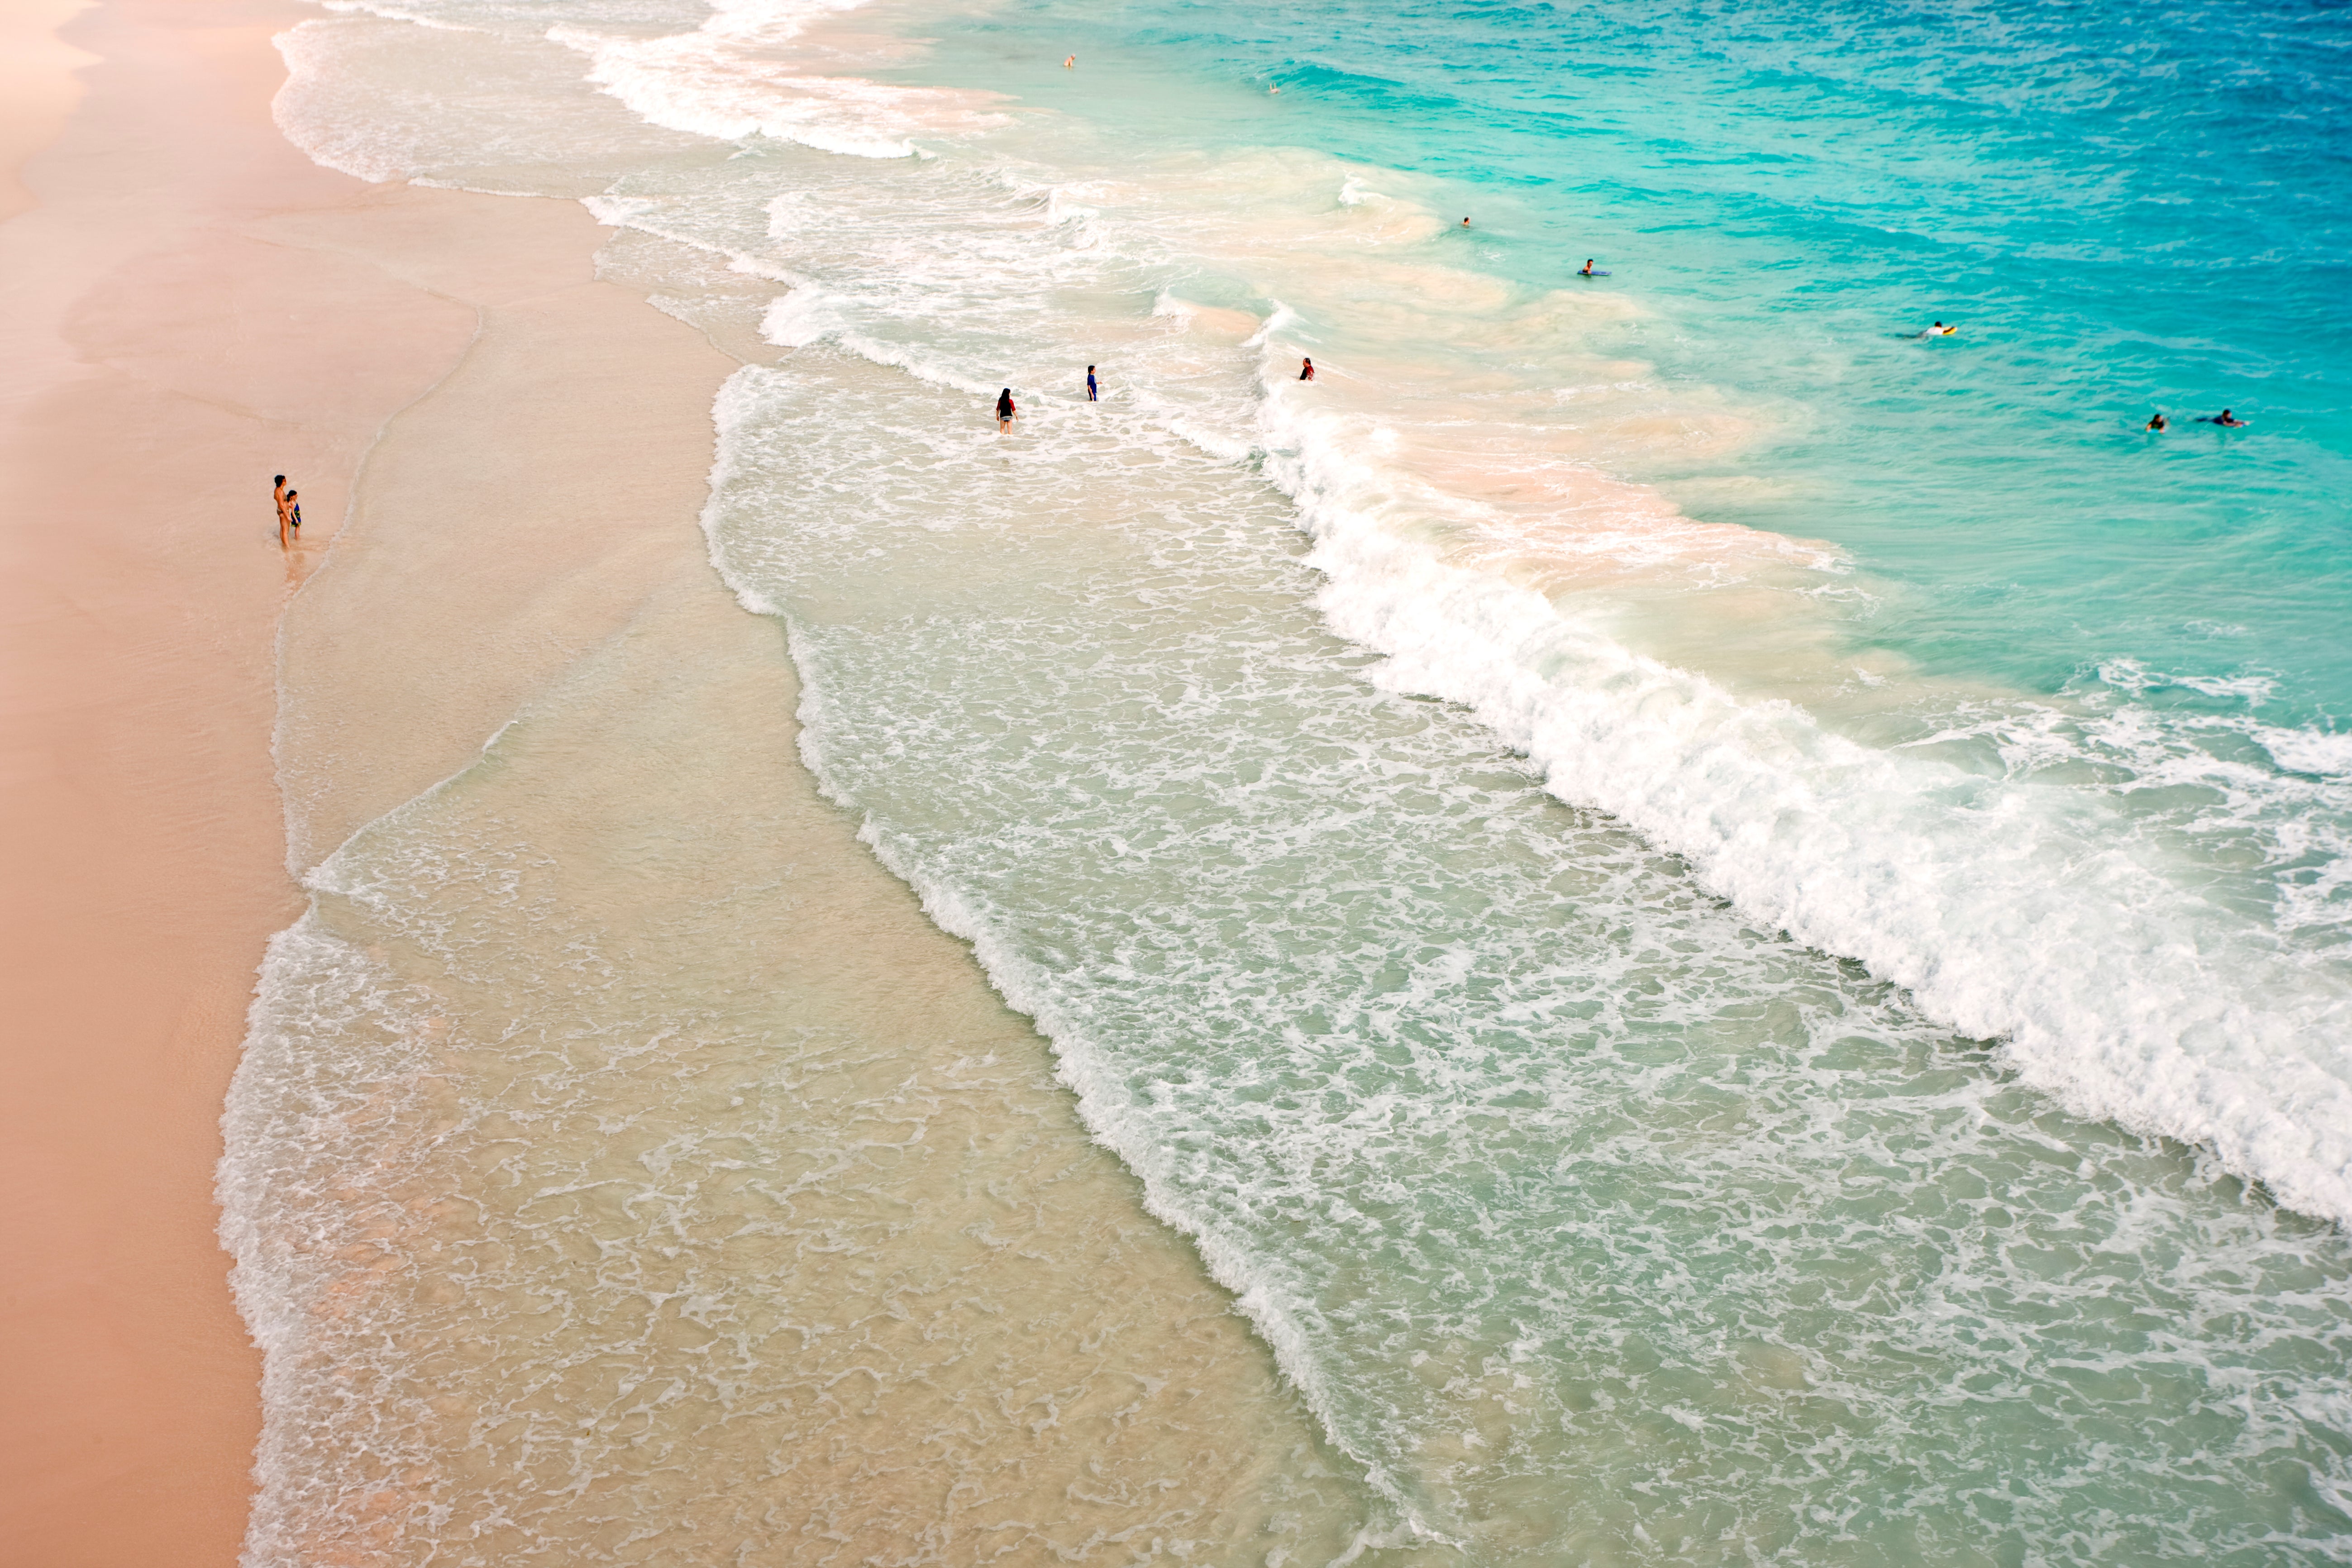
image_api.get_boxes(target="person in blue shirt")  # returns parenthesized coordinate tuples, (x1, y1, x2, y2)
(1086, 365, 1098, 402)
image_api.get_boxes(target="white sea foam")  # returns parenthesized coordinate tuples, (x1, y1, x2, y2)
(549, 0, 1007, 161)
(649, 63, 2352, 1224)
(690, 348, 2352, 1554)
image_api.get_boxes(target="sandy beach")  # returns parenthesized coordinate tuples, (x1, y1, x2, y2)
(4, 3, 1350, 1561)
(0, 0, 737, 1556)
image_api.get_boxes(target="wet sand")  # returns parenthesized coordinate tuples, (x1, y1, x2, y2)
(0, 0, 724, 1557)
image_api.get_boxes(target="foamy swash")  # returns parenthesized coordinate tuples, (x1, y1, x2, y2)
(237, 0, 2352, 1559)
(517, 0, 2352, 1222)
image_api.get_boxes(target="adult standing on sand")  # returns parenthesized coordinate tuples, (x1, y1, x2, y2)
(274, 474, 291, 547)
(996, 387, 1016, 431)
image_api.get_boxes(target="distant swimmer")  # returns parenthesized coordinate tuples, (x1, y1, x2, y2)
(2199, 408, 2248, 427)
(996, 388, 1016, 431)
(1269, 83, 1281, 94)
(1086, 364, 1099, 402)
(1063, 55, 1075, 68)
(1461, 216, 1471, 228)
(1920, 321, 1956, 337)
(2146, 412, 2167, 432)
(1578, 258, 1614, 277)
(1298, 356, 1315, 381)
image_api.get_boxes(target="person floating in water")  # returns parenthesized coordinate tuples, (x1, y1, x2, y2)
(996, 388, 1016, 430)
(1298, 356, 1315, 381)
(1580, 258, 1597, 276)
(1460, 217, 1471, 228)
(2146, 412, 2167, 432)
(1921, 320, 1956, 337)
(2201, 408, 2248, 427)
(1086, 365, 1098, 402)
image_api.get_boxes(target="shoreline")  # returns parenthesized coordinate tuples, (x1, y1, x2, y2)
(0, 1, 733, 1556)
(2, 1, 1357, 1559)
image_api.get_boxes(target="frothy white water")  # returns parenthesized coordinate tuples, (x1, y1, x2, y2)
(1256, 371, 2352, 1222)
(687, 345, 2352, 1557)
(553, 0, 1007, 161)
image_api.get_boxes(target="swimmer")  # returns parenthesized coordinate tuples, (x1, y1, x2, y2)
(1579, 259, 1596, 276)
(996, 387, 1016, 431)
(2201, 408, 2248, 427)
(1063, 55, 1075, 68)
(1269, 83, 1280, 94)
(1461, 217, 1471, 228)
(1920, 321, 1956, 337)
(1298, 356, 1315, 382)
(2146, 412, 2167, 432)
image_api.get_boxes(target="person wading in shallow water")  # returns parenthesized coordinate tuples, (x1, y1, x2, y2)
(996, 387, 1017, 431)
(274, 474, 291, 548)
(1086, 365, 1098, 402)
(283, 489, 301, 539)
(1298, 356, 1314, 381)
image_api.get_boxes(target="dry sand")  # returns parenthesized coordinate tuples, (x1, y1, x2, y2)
(0, 1, 729, 1558)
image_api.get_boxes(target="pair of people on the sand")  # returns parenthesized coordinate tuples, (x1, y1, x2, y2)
(273, 475, 301, 547)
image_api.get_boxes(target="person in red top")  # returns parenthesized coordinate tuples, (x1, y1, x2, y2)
(1298, 357, 1314, 381)
(996, 387, 1016, 431)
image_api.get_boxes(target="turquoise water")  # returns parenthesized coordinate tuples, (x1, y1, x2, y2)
(252, 0, 2352, 1559)
(910, 0, 2352, 709)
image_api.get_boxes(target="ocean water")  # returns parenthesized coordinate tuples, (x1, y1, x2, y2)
(231, 0, 2352, 1561)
